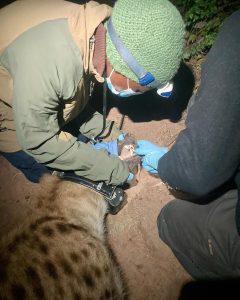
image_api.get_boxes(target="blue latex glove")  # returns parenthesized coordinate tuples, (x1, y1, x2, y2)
(135, 140, 168, 156)
(141, 150, 168, 173)
(91, 140, 118, 155)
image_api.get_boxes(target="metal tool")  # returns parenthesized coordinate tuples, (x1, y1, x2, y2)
(52, 171, 126, 214)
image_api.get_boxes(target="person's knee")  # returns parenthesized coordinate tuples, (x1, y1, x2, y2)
(157, 200, 178, 246)
(157, 207, 167, 243)
(157, 199, 193, 246)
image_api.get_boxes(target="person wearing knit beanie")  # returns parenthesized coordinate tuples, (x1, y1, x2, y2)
(0, 0, 185, 192)
(106, 0, 185, 93)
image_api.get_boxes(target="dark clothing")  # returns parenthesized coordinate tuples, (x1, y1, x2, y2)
(157, 10, 240, 279)
(158, 190, 240, 279)
(0, 151, 49, 183)
(158, 10, 240, 196)
(0, 124, 100, 183)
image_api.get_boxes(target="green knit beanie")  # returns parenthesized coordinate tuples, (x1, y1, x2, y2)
(106, 0, 185, 84)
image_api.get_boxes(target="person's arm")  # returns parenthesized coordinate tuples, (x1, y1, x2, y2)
(78, 105, 122, 141)
(158, 11, 240, 196)
(5, 19, 129, 185)
(13, 77, 129, 185)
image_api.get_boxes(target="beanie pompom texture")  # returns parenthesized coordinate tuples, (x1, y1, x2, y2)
(106, 0, 185, 84)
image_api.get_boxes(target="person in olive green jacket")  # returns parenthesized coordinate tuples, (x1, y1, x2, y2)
(0, 0, 185, 185)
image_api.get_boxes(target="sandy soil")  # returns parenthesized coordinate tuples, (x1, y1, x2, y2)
(0, 63, 197, 299)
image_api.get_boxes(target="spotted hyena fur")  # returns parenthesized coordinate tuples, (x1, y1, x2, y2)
(0, 174, 126, 300)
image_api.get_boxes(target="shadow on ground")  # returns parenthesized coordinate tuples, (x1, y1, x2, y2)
(91, 62, 195, 123)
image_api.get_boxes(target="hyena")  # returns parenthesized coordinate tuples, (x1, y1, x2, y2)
(0, 174, 126, 300)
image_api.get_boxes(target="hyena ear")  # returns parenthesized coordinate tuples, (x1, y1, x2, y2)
(117, 133, 137, 157)
(118, 133, 142, 186)
(39, 173, 61, 188)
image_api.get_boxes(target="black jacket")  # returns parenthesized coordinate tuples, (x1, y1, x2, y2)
(158, 11, 240, 230)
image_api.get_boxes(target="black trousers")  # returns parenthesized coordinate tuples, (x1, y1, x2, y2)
(158, 190, 240, 279)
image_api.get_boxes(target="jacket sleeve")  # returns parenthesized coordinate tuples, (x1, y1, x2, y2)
(78, 105, 122, 141)
(12, 70, 129, 185)
(158, 11, 240, 197)
(5, 19, 129, 185)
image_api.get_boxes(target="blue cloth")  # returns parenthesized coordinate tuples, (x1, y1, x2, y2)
(0, 150, 49, 183)
(91, 140, 118, 156)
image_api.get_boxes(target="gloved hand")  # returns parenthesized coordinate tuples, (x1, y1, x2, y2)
(135, 140, 168, 156)
(135, 140, 168, 174)
(118, 133, 126, 141)
(90, 133, 135, 157)
(91, 140, 118, 156)
(127, 172, 134, 182)
(125, 172, 138, 188)
(141, 151, 167, 173)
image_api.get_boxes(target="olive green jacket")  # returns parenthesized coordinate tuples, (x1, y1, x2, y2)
(0, 0, 129, 185)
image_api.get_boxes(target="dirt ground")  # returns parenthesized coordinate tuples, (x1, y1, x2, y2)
(0, 63, 197, 299)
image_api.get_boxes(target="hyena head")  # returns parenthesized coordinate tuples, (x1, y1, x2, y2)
(0, 174, 127, 300)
